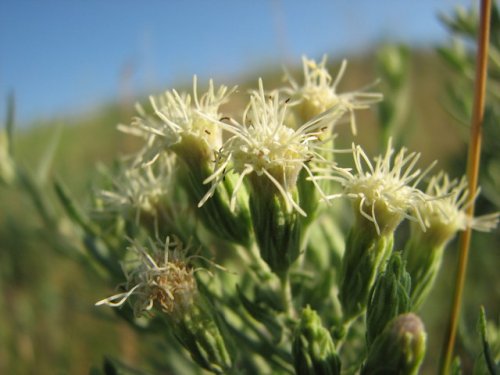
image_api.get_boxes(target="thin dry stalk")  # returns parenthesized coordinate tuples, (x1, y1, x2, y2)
(440, 0, 492, 373)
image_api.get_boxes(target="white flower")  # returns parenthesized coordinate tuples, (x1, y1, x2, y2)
(318, 140, 434, 235)
(199, 79, 345, 216)
(98, 153, 175, 222)
(417, 172, 499, 243)
(282, 55, 382, 134)
(96, 237, 197, 318)
(119, 76, 235, 164)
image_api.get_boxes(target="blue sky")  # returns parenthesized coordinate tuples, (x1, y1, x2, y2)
(1, 0, 470, 126)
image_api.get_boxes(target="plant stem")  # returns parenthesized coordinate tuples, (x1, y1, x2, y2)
(280, 272, 295, 319)
(440, 0, 491, 373)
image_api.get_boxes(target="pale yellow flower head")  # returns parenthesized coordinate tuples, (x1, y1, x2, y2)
(283, 55, 382, 134)
(119, 76, 235, 164)
(416, 172, 499, 245)
(323, 140, 433, 235)
(199, 79, 345, 216)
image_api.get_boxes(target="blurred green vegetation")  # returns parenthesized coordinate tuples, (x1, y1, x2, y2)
(0, 45, 498, 374)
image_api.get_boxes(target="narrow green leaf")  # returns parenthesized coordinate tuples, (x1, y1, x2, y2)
(36, 123, 62, 185)
(236, 286, 283, 340)
(479, 307, 498, 375)
(54, 178, 100, 236)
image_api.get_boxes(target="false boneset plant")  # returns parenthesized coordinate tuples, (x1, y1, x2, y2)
(62, 56, 498, 374)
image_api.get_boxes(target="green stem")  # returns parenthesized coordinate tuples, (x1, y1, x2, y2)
(334, 319, 353, 352)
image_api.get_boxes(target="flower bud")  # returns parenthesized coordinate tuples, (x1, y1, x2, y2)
(292, 306, 341, 375)
(297, 168, 320, 221)
(248, 175, 302, 276)
(179, 153, 252, 246)
(174, 303, 233, 374)
(339, 218, 394, 321)
(366, 252, 411, 347)
(362, 313, 426, 375)
(403, 229, 446, 310)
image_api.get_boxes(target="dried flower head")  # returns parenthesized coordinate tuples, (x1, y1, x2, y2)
(283, 55, 382, 134)
(119, 76, 235, 164)
(199, 79, 345, 216)
(416, 172, 499, 244)
(321, 140, 433, 235)
(96, 237, 197, 318)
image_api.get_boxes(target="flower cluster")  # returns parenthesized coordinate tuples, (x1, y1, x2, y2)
(115, 57, 383, 219)
(89, 53, 499, 375)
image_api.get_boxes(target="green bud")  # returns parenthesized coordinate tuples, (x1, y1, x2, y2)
(292, 306, 341, 375)
(339, 216, 394, 321)
(248, 175, 303, 276)
(297, 167, 320, 223)
(296, 135, 337, 222)
(176, 137, 251, 246)
(366, 252, 412, 347)
(173, 303, 233, 374)
(362, 313, 426, 375)
(403, 224, 447, 309)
